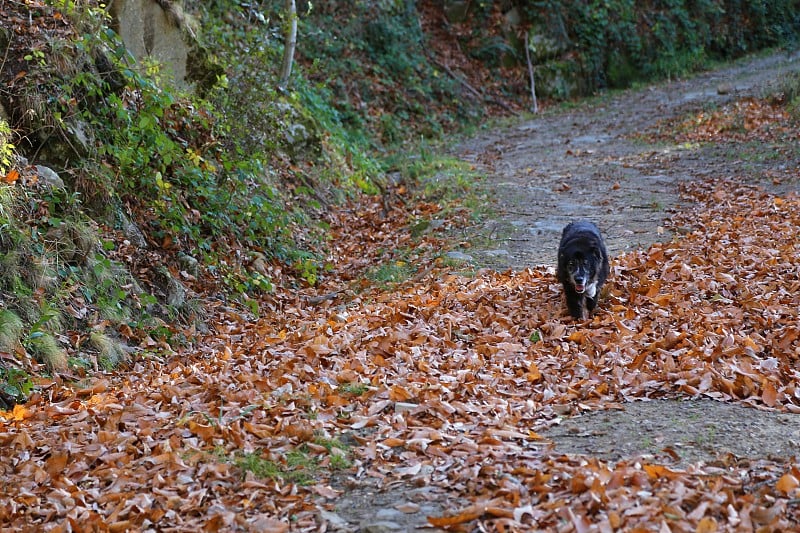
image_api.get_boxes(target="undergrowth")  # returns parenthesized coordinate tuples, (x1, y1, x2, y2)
(1, 0, 798, 405)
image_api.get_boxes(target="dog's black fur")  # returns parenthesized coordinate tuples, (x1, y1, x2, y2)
(557, 221, 610, 320)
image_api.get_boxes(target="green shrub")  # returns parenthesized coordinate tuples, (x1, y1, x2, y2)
(516, 0, 800, 93)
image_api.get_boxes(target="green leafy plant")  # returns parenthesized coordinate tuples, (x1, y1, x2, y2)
(0, 119, 14, 174)
(0, 367, 34, 405)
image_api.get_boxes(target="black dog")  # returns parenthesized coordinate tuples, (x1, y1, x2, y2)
(556, 221, 610, 320)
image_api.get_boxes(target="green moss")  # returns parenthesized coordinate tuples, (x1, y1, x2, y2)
(0, 309, 23, 352)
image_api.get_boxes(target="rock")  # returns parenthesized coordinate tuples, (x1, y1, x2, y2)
(504, 7, 522, 27)
(445, 251, 474, 262)
(527, 24, 568, 64)
(444, 2, 469, 23)
(178, 252, 199, 277)
(428, 219, 445, 231)
(118, 210, 148, 248)
(484, 249, 510, 257)
(109, 0, 188, 83)
(34, 165, 65, 188)
(377, 508, 407, 519)
(156, 265, 187, 307)
(65, 119, 92, 157)
(318, 510, 351, 531)
(165, 275, 186, 308)
(108, 0, 215, 91)
(0, 100, 9, 123)
(394, 402, 418, 413)
(285, 123, 309, 146)
(274, 101, 323, 162)
(359, 521, 404, 533)
(535, 59, 584, 99)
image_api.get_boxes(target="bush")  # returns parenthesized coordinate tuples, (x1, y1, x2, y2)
(519, 0, 800, 93)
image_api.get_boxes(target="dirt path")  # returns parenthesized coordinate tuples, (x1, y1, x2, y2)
(457, 50, 800, 268)
(326, 52, 800, 531)
(447, 48, 800, 487)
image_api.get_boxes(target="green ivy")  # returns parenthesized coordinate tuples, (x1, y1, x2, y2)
(521, 0, 800, 93)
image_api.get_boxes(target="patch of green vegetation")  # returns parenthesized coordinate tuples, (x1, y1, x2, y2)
(776, 71, 800, 121)
(0, 119, 14, 174)
(235, 452, 313, 484)
(314, 436, 350, 453)
(0, 175, 141, 396)
(0, 367, 34, 406)
(365, 259, 414, 287)
(401, 151, 488, 215)
(233, 446, 315, 485)
(0, 309, 24, 353)
(338, 382, 369, 396)
(89, 331, 129, 370)
(26, 331, 67, 372)
(281, 1, 479, 151)
(224, 434, 352, 484)
(728, 142, 786, 163)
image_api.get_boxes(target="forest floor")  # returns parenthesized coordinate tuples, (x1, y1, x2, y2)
(3, 52, 800, 531)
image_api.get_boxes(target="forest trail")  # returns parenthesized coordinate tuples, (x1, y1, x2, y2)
(2, 51, 800, 531)
(459, 50, 800, 267)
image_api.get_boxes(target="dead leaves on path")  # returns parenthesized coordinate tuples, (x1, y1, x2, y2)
(652, 96, 799, 144)
(3, 178, 800, 530)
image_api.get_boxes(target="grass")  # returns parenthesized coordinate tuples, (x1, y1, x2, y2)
(233, 439, 351, 485)
(235, 451, 317, 485)
(365, 260, 415, 287)
(338, 382, 369, 396)
(89, 331, 130, 370)
(26, 332, 67, 372)
(0, 309, 23, 352)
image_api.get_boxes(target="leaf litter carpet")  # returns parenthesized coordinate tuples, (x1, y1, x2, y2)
(2, 175, 800, 532)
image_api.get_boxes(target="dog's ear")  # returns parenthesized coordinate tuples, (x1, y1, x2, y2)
(593, 247, 603, 261)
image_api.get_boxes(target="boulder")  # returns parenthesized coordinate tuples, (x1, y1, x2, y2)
(108, 0, 220, 91)
(35, 165, 65, 189)
(108, 0, 191, 87)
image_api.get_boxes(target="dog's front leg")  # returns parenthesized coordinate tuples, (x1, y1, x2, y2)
(585, 294, 598, 314)
(565, 291, 586, 320)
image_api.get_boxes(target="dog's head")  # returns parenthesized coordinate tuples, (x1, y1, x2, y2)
(561, 247, 603, 294)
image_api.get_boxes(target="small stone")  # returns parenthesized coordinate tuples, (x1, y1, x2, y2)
(375, 508, 404, 520)
(445, 251, 473, 262)
(35, 165, 65, 188)
(318, 510, 351, 530)
(394, 402, 418, 413)
(484, 249, 510, 257)
(178, 253, 200, 277)
(359, 521, 404, 533)
(394, 502, 421, 514)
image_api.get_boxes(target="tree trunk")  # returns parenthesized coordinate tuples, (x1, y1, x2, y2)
(278, 0, 297, 90)
(524, 31, 538, 113)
